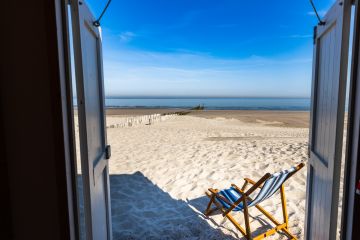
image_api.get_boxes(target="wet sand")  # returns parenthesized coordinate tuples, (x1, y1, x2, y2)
(106, 109, 310, 128)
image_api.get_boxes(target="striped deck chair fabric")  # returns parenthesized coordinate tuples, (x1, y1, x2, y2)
(205, 163, 304, 239)
(216, 167, 296, 210)
(216, 187, 245, 211)
(249, 166, 296, 207)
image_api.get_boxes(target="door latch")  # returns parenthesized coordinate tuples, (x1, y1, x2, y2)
(105, 145, 111, 159)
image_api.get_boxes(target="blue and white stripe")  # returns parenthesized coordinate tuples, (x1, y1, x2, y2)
(215, 166, 296, 211)
(249, 167, 295, 207)
(216, 187, 245, 211)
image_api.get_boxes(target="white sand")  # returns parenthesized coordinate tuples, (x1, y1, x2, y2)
(107, 115, 308, 239)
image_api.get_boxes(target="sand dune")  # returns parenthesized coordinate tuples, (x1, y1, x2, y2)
(108, 114, 308, 239)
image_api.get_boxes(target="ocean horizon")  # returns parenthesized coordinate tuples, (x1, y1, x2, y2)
(103, 97, 311, 111)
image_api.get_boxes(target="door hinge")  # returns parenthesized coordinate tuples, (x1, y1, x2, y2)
(105, 145, 111, 159)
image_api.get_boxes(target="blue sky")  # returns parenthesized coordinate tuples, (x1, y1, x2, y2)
(86, 0, 334, 98)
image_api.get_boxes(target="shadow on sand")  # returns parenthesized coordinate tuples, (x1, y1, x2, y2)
(110, 172, 290, 239)
(110, 171, 238, 239)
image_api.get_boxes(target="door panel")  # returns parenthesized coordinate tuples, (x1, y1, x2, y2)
(71, 1, 112, 239)
(93, 174, 109, 239)
(83, 23, 105, 164)
(305, 1, 351, 239)
(313, 23, 338, 166)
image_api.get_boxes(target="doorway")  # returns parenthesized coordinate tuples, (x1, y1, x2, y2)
(65, 0, 357, 239)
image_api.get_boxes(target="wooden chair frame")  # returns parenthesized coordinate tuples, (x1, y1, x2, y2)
(204, 163, 304, 240)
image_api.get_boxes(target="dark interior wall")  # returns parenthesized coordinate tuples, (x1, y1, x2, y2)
(0, 0, 72, 239)
(0, 97, 12, 239)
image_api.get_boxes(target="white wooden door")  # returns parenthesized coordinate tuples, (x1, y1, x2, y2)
(70, 1, 112, 239)
(305, 0, 351, 239)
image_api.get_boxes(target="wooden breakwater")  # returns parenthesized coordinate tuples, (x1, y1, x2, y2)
(106, 111, 190, 128)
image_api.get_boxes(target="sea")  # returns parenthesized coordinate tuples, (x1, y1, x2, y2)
(104, 97, 311, 111)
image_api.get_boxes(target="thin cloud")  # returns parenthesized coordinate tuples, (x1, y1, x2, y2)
(287, 34, 312, 39)
(104, 48, 311, 71)
(119, 31, 136, 42)
(102, 48, 312, 98)
(307, 10, 327, 18)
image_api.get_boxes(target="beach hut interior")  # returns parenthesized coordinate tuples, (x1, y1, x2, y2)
(2, 0, 360, 239)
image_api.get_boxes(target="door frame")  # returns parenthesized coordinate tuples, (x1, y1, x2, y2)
(55, 0, 81, 239)
(342, 0, 360, 238)
(59, 0, 84, 239)
(55, 0, 360, 239)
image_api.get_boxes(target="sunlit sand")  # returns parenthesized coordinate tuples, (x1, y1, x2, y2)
(107, 110, 308, 239)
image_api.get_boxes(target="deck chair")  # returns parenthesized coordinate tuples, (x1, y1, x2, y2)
(204, 163, 304, 240)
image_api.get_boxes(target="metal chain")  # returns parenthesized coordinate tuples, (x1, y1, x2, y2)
(93, 0, 113, 27)
(309, 0, 326, 25)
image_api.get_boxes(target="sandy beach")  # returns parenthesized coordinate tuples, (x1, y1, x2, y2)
(106, 110, 309, 239)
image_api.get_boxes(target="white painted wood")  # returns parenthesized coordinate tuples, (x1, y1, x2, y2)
(70, 1, 112, 239)
(305, 0, 351, 239)
(343, 1, 360, 238)
(55, 1, 78, 239)
(106, 113, 178, 128)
